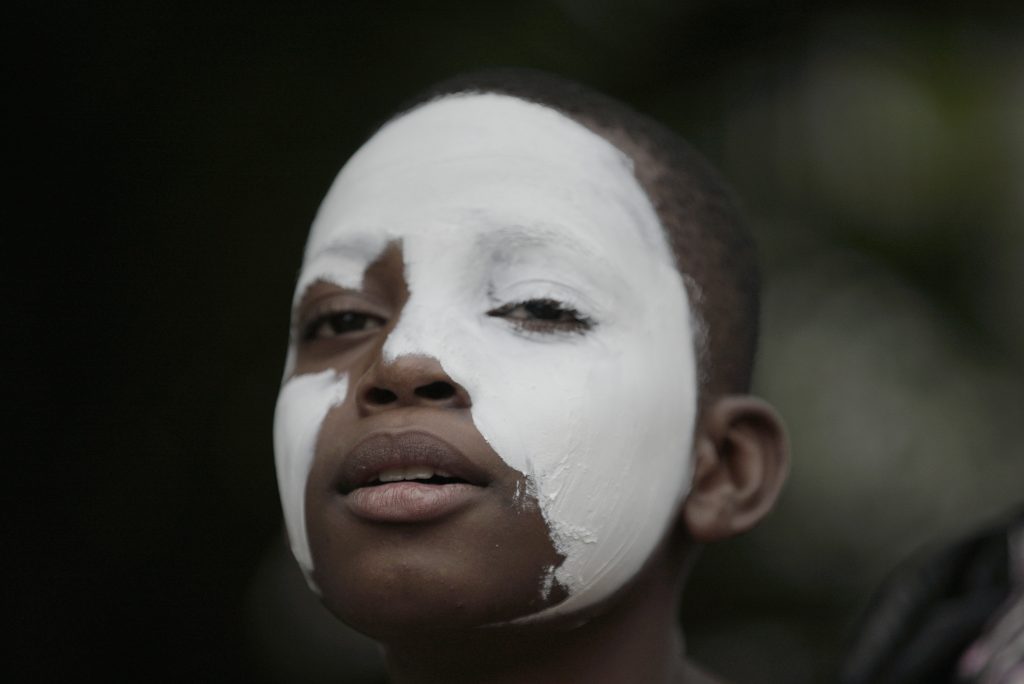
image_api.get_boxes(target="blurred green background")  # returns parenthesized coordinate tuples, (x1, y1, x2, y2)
(17, 2, 1023, 682)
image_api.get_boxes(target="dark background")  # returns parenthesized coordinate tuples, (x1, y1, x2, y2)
(15, 2, 1024, 682)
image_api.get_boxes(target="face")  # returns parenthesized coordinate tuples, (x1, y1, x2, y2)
(273, 94, 700, 631)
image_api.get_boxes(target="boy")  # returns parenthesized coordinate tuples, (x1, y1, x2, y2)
(274, 68, 788, 683)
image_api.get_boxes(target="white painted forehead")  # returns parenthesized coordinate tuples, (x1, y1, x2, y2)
(350, 93, 624, 175)
(304, 92, 674, 266)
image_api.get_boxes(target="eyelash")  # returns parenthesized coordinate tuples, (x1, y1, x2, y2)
(299, 298, 592, 341)
(486, 298, 593, 333)
(301, 310, 386, 341)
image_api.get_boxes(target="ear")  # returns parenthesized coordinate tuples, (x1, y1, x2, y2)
(683, 395, 789, 542)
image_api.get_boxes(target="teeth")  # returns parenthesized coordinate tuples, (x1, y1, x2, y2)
(405, 467, 434, 481)
(376, 466, 437, 483)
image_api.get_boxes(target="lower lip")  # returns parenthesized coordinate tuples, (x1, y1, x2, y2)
(345, 482, 481, 523)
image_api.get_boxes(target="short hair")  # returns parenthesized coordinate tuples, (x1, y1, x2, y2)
(390, 68, 760, 402)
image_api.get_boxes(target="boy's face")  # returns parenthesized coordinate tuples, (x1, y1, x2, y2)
(274, 94, 700, 628)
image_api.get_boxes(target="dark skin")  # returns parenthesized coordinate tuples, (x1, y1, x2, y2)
(292, 243, 789, 683)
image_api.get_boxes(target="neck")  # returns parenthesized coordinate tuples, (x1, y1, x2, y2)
(381, 551, 707, 684)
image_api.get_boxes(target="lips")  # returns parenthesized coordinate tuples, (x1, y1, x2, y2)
(336, 431, 490, 523)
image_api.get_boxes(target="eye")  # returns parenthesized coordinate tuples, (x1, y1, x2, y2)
(302, 310, 386, 341)
(486, 298, 592, 333)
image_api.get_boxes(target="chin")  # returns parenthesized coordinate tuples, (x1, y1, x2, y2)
(312, 551, 567, 639)
(305, 503, 569, 638)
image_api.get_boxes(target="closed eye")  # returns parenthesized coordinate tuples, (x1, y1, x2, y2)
(302, 310, 386, 341)
(486, 298, 593, 333)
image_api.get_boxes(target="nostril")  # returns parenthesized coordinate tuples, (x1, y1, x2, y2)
(414, 381, 456, 401)
(365, 387, 398, 405)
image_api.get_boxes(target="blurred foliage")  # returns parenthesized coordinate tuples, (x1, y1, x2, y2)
(18, 1, 1023, 682)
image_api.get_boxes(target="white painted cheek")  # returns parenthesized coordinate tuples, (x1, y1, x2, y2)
(546, 274, 695, 615)
(273, 369, 349, 588)
(472, 263, 698, 622)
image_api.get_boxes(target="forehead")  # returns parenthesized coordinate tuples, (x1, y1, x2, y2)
(302, 93, 676, 276)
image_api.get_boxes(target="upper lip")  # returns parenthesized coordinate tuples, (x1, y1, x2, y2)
(335, 430, 491, 494)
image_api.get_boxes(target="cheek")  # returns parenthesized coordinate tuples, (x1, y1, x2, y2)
(466, 285, 698, 619)
(272, 368, 349, 585)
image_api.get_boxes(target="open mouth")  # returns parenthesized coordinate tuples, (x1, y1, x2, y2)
(336, 431, 489, 523)
(337, 431, 488, 492)
(345, 468, 480, 523)
(363, 466, 469, 487)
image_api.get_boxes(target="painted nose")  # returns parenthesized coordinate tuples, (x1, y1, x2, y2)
(356, 355, 471, 415)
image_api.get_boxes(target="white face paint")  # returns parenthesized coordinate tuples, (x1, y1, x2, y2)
(273, 369, 347, 586)
(273, 93, 699, 619)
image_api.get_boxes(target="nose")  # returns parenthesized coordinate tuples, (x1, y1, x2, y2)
(355, 355, 471, 415)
